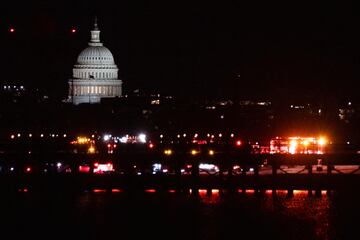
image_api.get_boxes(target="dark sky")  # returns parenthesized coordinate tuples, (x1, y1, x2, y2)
(1, 1, 360, 101)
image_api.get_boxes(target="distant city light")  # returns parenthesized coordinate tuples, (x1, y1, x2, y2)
(152, 163, 162, 172)
(71, 28, 76, 33)
(17, 133, 21, 137)
(209, 150, 215, 156)
(9, 28, 15, 33)
(318, 137, 327, 146)
(119, 136, 128, 143)
(199, 163, 218, 171)
(138, 133, 146, 143)
(103, 134, 111, 141)
(93, 163, 114, 174)
(289, 140, 297, 154)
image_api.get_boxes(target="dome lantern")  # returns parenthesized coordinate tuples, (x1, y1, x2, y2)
(89, 17, 102, 46)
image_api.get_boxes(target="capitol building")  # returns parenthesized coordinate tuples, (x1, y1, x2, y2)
(67, 19, 122, 105)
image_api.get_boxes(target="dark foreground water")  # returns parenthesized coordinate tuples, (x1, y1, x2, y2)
(0, 189, 358, 240)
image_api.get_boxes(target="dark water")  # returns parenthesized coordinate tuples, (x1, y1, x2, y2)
(0, 189, 358, 240)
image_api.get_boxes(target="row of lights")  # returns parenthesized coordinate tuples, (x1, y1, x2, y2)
(160, 133, 237, 139)
(10, 133, 68, 139)
(163, 149, 216, 156)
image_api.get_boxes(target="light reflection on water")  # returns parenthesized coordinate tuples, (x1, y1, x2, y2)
(196, 189, 331, 239)
(1, 188, 355, 239)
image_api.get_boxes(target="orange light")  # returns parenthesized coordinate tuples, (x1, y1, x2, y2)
(209, 150, 214, 156)
(77, 137, 90, 144)
(88, 146, 95, 154)
(191, 150, 198, 155)
(164, 149, 172, 155)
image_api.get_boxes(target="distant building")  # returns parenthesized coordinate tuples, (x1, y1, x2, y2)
(67, 18, 122, 105)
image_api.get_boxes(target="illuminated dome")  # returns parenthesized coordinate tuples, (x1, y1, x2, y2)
(76, 46, 115, 65)
(67, 18, 122, 105)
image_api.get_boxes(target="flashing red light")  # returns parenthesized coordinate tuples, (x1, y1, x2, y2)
(9, 28, 15, 33)
(113, 144, 117, 148)
(112, 189, 122, 193)
(71, 28, 76, 33)
(149, 143, 154, 149)
(93, 189, 106, 193)
(107, 144, 111, 148)
(236, 140, 242, 146)
(145, 189, 156, 193)
(26, 167, 31, 173)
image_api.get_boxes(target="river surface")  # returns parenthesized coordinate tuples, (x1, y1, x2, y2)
(0, 189, 358, 239)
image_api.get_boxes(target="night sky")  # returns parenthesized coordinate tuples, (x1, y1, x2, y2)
(1, 1, 359, 102)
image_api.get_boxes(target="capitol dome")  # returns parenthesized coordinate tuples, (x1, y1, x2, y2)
(67, 18, 123, 105)
(76, 46, 115, 65)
